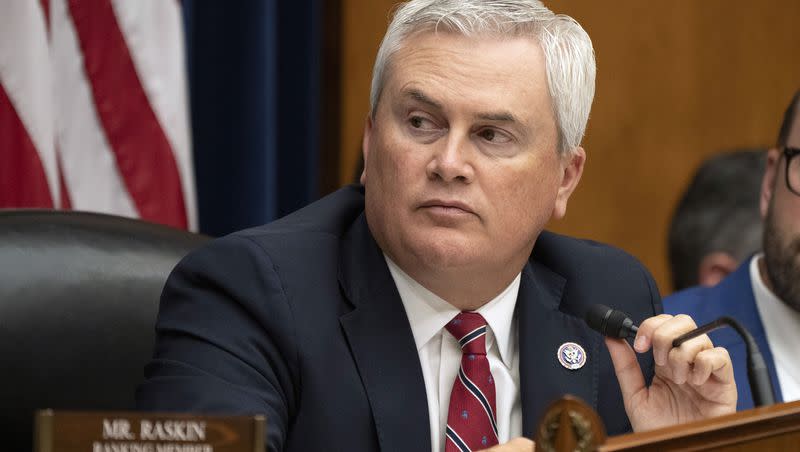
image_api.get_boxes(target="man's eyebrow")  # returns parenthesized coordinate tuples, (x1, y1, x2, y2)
(403, 89, 443, 110)
(476, 111, 518, 123)
(403, 88, 519, 124)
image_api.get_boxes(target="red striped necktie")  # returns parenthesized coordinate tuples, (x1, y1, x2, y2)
(445, 312, 499, 452)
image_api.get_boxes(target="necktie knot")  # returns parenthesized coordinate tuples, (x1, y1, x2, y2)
(446, 311, 488, 355)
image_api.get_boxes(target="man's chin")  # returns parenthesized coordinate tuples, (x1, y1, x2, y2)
(407, 235, 485, 270)
(766, 254, 800, 312)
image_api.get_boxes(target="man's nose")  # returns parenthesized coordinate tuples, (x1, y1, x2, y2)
(426, 134, 475, 183)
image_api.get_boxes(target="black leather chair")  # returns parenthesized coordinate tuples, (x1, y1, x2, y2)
(0, 210, 209, 451)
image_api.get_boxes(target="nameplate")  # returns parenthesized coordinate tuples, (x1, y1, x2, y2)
(35, 410, 266, 452)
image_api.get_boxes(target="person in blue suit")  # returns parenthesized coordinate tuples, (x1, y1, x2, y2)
(665, 90, 800, 411)
(137, 1, 736, 451)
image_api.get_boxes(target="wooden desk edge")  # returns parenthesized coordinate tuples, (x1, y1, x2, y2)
(600, 400, 800, 451)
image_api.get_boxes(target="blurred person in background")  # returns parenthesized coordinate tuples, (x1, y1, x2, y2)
(668, 149, 766, 292)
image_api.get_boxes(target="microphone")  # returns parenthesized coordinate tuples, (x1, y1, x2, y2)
(584, 304, 776, 407)
(585, 304, 638, 339)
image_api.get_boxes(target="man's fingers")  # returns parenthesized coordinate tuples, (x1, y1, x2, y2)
(478, 437, 534, 451)
(691, 347, 734, 386)
(633, 314, 673, 354)
(649, 314, 701, 367)
(605, 337, 645, 404)
(668, 334, 713, 385)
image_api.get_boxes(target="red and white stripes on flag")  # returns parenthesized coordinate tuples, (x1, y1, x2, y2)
(0, 0, 196, 230)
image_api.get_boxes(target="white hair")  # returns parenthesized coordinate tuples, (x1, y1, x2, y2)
(369, 0, 596, 155)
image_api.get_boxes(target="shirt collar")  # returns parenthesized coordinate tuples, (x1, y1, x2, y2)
(751, 254, 781, 307)
(385, 254, 520, 367)
(750, 254, 800, 366)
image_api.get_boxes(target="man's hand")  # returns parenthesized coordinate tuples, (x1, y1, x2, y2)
(605, 314, 737, 431)
(478, 437, 534, 451)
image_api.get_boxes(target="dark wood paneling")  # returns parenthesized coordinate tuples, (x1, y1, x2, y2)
(339, 0, 398, 186)
(318, 0, 343, 195)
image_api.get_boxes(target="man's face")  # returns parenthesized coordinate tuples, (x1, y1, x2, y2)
(762, 147, 800, 311)
(361, 32, 584, 291)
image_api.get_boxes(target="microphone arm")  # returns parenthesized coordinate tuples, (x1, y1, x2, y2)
(672, 316, 775, 407)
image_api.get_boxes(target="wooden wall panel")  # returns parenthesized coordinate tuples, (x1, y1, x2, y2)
(339, 0, 399, 185)
(338, 0, 800, 294)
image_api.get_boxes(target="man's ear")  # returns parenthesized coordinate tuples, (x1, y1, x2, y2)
(552, 147, 586, 220)
(360, 116, 374, 185)
(760, 148, 781, 218)
(697, 252, 739, 287)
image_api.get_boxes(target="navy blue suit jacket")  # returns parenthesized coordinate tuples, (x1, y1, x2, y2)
(136, 185, 661, 452)
(664, 261, 783, 411)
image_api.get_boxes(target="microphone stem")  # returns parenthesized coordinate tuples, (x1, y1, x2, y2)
(671, 317, 729, 347)
(672, 316, 775, 407)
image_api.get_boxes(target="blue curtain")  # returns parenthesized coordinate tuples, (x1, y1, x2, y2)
(183, 1, 322, 236)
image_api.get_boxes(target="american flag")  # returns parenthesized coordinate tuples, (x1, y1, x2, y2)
(0, 0, 196, 230)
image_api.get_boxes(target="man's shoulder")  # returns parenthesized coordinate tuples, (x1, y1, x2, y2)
(533, 230, 651, 276)
(664, 262, 753, 320)
(532, 231, 660, 313)
(178, 185, 365, 274)
(236, 184, 366, 241)
(663, 285, 721, 314)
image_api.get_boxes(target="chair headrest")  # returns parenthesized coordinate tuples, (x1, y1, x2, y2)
(0, 209, 211, 449)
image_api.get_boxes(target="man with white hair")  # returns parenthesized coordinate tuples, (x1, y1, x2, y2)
(137, 1, 736, 451)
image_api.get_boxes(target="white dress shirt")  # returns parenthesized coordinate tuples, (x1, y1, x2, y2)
(750, 254, 800, 401)
(385, 255, 522, 452)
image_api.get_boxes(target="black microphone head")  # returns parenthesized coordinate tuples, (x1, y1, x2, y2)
(585, 304, 637, 338)
(585, 304, 613, 334)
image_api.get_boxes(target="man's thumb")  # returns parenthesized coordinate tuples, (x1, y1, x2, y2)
(605, 337, 646, 404)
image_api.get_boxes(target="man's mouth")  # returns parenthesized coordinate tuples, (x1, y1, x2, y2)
(418, 199, 476, 216)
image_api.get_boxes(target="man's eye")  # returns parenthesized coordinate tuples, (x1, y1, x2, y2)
(409, 116, 434, 129)
(477, 128, 511, 143)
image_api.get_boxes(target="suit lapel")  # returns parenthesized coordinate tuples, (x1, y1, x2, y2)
(338, 214, 431, 452)
(517, 261, 601, 437)
(713, 264, 784, 403)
